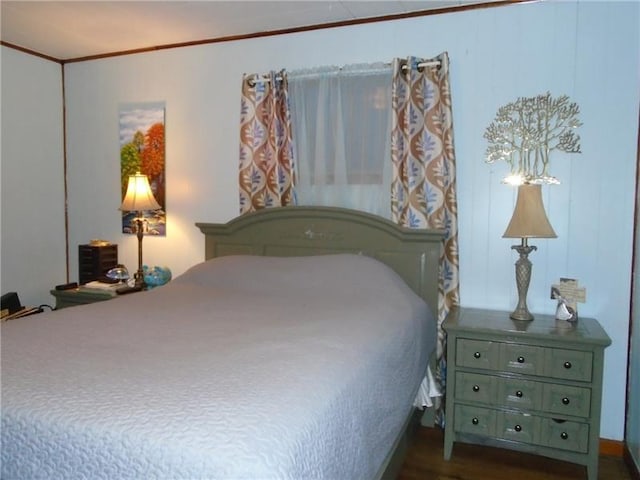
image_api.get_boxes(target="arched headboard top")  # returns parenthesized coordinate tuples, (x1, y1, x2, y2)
(196, 206, 444, 316)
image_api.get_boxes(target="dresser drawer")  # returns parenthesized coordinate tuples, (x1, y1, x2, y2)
(456, 339, 499, 370)
(545, 348, 593, 382)
(542, 383, 591, 417)
(500, 343, 545, 376)
(497, 411, 540, 444)
(540, 418, 589, 453)
(499, 377, 543, 411)
(455, 372, 496, 404)
(454, 404, 496, 436)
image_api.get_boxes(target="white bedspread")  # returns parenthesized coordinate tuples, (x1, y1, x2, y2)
(1, 254, 435, 480)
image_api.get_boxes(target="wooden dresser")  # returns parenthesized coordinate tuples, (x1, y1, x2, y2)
(443, 307, 611, 480)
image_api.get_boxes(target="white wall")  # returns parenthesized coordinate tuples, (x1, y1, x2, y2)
(1, 46, 66, 308)
(3, 1, 636, 440)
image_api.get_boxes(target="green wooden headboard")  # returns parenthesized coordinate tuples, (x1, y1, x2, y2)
(196, 206, 444, 318)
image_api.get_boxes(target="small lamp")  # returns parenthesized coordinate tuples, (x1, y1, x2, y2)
(503, 184, 557, 321)
(120, 172, 161, 290)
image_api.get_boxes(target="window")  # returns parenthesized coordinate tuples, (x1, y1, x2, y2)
(288, 63, 392, 217)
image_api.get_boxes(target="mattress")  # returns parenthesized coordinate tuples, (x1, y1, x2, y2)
(1, 254, 436, 479)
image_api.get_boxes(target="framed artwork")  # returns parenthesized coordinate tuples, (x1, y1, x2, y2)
(119, 102, 166, 236)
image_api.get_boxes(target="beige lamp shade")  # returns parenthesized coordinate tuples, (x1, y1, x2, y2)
(120, 172, 161, 212)
(503, 184, 557, 239)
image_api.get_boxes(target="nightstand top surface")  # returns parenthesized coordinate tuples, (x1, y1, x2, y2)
(444, 307, 611, 346)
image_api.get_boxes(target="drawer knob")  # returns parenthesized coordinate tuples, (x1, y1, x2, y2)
(473, 385, 480, 392)
(564, 361, 572, 369)
(516, 390, 523, 398)
(472, 417, 479, 425)
(514, 424, 522, 432)
(474, 352, 481, 359)
(562, 397, 570, 405)
(517, 356, 525, 363)
(560, 432, 569, 440)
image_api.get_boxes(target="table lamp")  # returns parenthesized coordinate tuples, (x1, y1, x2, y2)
(120, 172, 161, 290)
(503, 184, 556, 321)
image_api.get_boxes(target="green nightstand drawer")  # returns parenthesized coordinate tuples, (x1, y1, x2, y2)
(540, 418, 589, 453)
(456, 339, 499, 370)
(545, 348, 593, 382)
(500, 343, 545, 376)
(455, 372, 496, 404)
(500, 377, 543, 411)
(543, 383, 591, 417)
(454, 404, 496, 436)
(497, 411, 540, 444)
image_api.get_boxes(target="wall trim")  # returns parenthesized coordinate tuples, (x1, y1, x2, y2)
(2, 0, 535, 64)
(601, 438, 624, 457)
(624, 444, 640, 480)
(61, 64, 69, 283)
(623, 98, 640, 480)
(0, 41, 61, 64)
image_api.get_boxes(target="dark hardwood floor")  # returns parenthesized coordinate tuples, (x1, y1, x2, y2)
(397, 426, 632, 480)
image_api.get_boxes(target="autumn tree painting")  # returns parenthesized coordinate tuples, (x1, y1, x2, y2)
(119, 103, 166, 236)
(140, 123, 165, 207)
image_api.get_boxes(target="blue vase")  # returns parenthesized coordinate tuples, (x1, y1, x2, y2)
(143, 265, 172, 289)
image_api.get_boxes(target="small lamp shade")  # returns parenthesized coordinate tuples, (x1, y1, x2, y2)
(503, 184, 556, 239)
(120, 173, 160, 212)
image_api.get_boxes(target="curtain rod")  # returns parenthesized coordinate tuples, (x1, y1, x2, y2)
(401, 60, 441, 70)
(246, 59, 441, 86)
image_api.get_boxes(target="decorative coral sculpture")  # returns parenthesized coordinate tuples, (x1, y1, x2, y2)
(484, 92, 582, 185)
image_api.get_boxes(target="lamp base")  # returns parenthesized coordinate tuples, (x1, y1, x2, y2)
(134, 215, 147, 291)
(510, 307, 534, 322)
(510, 241, 537, 322)
(133, 270, 147, 291)
(116, 284, 143, 295)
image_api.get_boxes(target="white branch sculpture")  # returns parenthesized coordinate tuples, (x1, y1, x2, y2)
(484, 92, 582, 185)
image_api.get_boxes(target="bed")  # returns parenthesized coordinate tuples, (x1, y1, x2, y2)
(1, 206, 444, 480)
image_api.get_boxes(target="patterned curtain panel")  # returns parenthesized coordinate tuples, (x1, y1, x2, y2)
(390, 53, 460, 421)
(239, 71, 296, 214)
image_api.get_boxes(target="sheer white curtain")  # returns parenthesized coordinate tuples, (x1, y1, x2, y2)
(288, 63, 393, 218)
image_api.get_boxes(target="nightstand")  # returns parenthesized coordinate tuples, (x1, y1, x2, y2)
(50, 288, 115, 309)
(443, 307, 611, 480)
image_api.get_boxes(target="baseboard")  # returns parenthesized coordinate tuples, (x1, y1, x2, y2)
(600, 438, 624, 457)
(623, 445, 640, 480)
